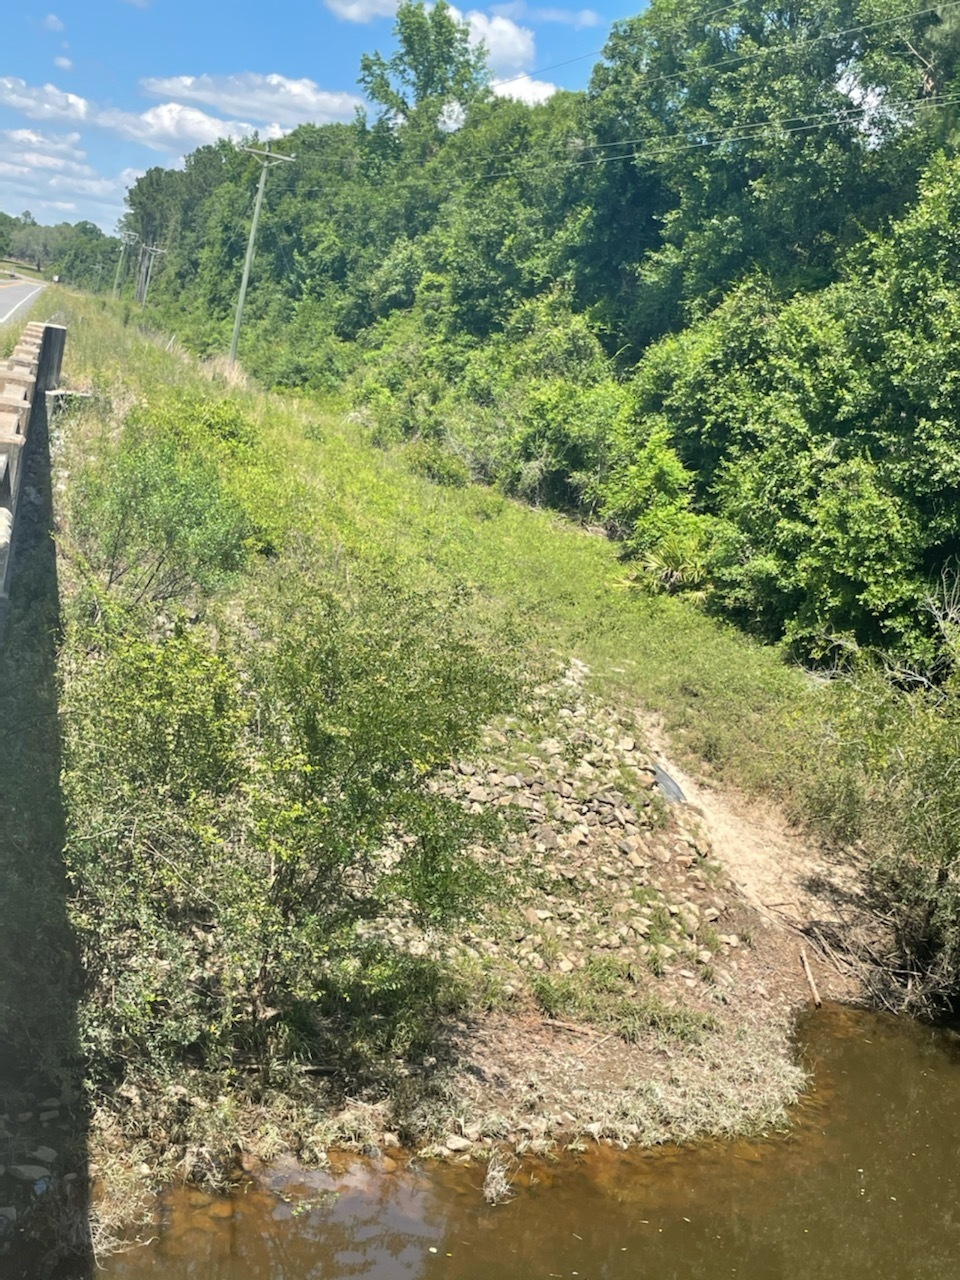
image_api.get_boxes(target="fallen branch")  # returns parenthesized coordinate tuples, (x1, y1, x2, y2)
(801, 947, 822, 1007)
(810, 925, 854, 977)
(541, 1019, 598, 1037)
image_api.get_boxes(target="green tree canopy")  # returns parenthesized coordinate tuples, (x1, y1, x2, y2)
(358, 0, 489, 126)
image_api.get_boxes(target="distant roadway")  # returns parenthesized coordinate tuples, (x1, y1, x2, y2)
(0, 280, 45, 326)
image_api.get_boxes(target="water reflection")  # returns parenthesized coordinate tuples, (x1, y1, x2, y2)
(104, 1004, 960, 1280)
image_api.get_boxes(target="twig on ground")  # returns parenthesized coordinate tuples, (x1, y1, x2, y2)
(579, 1033, 614, 1061)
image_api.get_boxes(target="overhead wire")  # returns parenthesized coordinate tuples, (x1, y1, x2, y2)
(478, 0, 960, 173)
(286, 82, 960, 211)
(336, 0, 960, 180)
(486, 0, 756, 90)
(580, 0, 960, 97)
(473, 86, 960, 181)
(245, 1, 960, 216)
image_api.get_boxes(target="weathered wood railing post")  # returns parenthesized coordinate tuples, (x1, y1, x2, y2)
(0, 322, 67, 636)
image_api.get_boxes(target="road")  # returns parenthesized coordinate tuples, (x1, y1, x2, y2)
(0, 280, 45, 327)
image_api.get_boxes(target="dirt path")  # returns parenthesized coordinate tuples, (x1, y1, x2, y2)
(643, 716, 867, 939)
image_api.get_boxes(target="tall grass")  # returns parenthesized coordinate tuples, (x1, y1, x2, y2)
(33, 288, 960, 1014)
(37, 288, 816, 798)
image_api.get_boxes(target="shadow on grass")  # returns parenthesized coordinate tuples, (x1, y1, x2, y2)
(0, 391, 92, 1277)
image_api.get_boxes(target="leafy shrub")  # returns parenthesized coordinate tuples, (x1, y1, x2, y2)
(61, 554, 520, 1079)
(69, 417, 254, 608)
(404, 439, 470, 486)
(805, 667, 960, 1016)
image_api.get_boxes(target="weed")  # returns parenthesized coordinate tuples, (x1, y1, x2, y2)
(482, 1150, 517, 1205)
(531, 957, 713, 1045)
(699, 925, 722, 954)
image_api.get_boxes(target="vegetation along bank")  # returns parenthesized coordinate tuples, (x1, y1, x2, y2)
(6, 0, 960, 1262)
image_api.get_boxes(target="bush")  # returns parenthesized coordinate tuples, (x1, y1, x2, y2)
(807, 668, 960, 1016)
(60, 556, 520, 1078)
(404, 439, 471, 487)
(69, 416, 254, 609)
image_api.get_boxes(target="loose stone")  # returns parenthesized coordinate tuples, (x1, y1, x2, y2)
(10, 1165, 50, 1183)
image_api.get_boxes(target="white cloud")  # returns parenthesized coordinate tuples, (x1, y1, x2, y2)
(54, 56, 73, 70)
(0, 128, 91, 177)
(0, 78, 274, 152)
(491, 73, 556, 103)
(490, 1, 601, 28)
(47, 169, 141, 199)
(460, 10, 535, 75)
(325, 0, 396, 19)
(0, 127, 138, 228)
(141, 73, 362, 127)
(3, 128, 85, 156)
(320, 0, 545, 75)
(98, 101, 262, 148)
(43, 13, 65, 32)
(0, 79, 88, 123)
(16, 151, 93, 175)
(321, 0, 542, 84)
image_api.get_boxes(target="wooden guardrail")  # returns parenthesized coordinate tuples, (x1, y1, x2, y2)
(0, 322, 66, 633)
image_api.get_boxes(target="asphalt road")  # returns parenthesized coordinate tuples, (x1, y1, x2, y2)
(0, 279, 45, 327)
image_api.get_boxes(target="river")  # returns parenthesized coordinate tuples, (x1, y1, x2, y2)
(102, 1002, 960, 1279)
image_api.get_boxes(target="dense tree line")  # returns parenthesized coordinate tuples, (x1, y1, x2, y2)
(126, 0, 960, 670)
(0, 208, 120, 289)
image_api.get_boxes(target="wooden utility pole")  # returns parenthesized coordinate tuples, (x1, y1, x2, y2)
(112, 233, 137, 300)
(229, 143, 295, 365)
(135, 244, 166, 308)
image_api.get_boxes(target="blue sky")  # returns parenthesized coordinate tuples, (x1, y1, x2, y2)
(0, 0, 626, 231)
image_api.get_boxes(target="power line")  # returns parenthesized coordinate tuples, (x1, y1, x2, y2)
(291, 84, 960, 202)
(587, 0, 960, 98)
(475, 87, 960, 181)
(501, 0, 960, 97)
(136, 244, 166, 307)
(134, 0, 960, 295)
(112, 231, 139, 300)
(486, 0, 772, 91)
(326, 0, 960, 182)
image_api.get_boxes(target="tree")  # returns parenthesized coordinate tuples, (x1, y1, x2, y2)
(358, 0, 489, 127)
(0, 211, 14, 260)
(582, 0, 936, 353)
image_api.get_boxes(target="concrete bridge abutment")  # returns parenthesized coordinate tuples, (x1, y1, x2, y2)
(0, 322, 66, 636)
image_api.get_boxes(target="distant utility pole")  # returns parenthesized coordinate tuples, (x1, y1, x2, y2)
(136, 244, 166, 308)
(93, 261, 104, 292)
(112, 232, 138, 300)
(229, 143, 295, 365)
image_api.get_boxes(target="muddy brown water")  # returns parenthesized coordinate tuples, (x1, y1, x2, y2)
(102, 1003, 960, 1279)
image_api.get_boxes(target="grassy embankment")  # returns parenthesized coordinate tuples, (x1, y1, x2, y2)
(0, 259, 46, 281)
(0, 290, 899, 1250)
(54, 293, 822, 797)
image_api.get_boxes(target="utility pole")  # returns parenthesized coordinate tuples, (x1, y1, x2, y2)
(134, 243, 148, 304)
(112, 232, 138, 300)
(229, 143, 295, 365)
(136, 244, 166, 308)
(93, 261, 104, 292)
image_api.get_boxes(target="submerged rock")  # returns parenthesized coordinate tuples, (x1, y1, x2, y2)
(9, 1164, 51, 1184)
